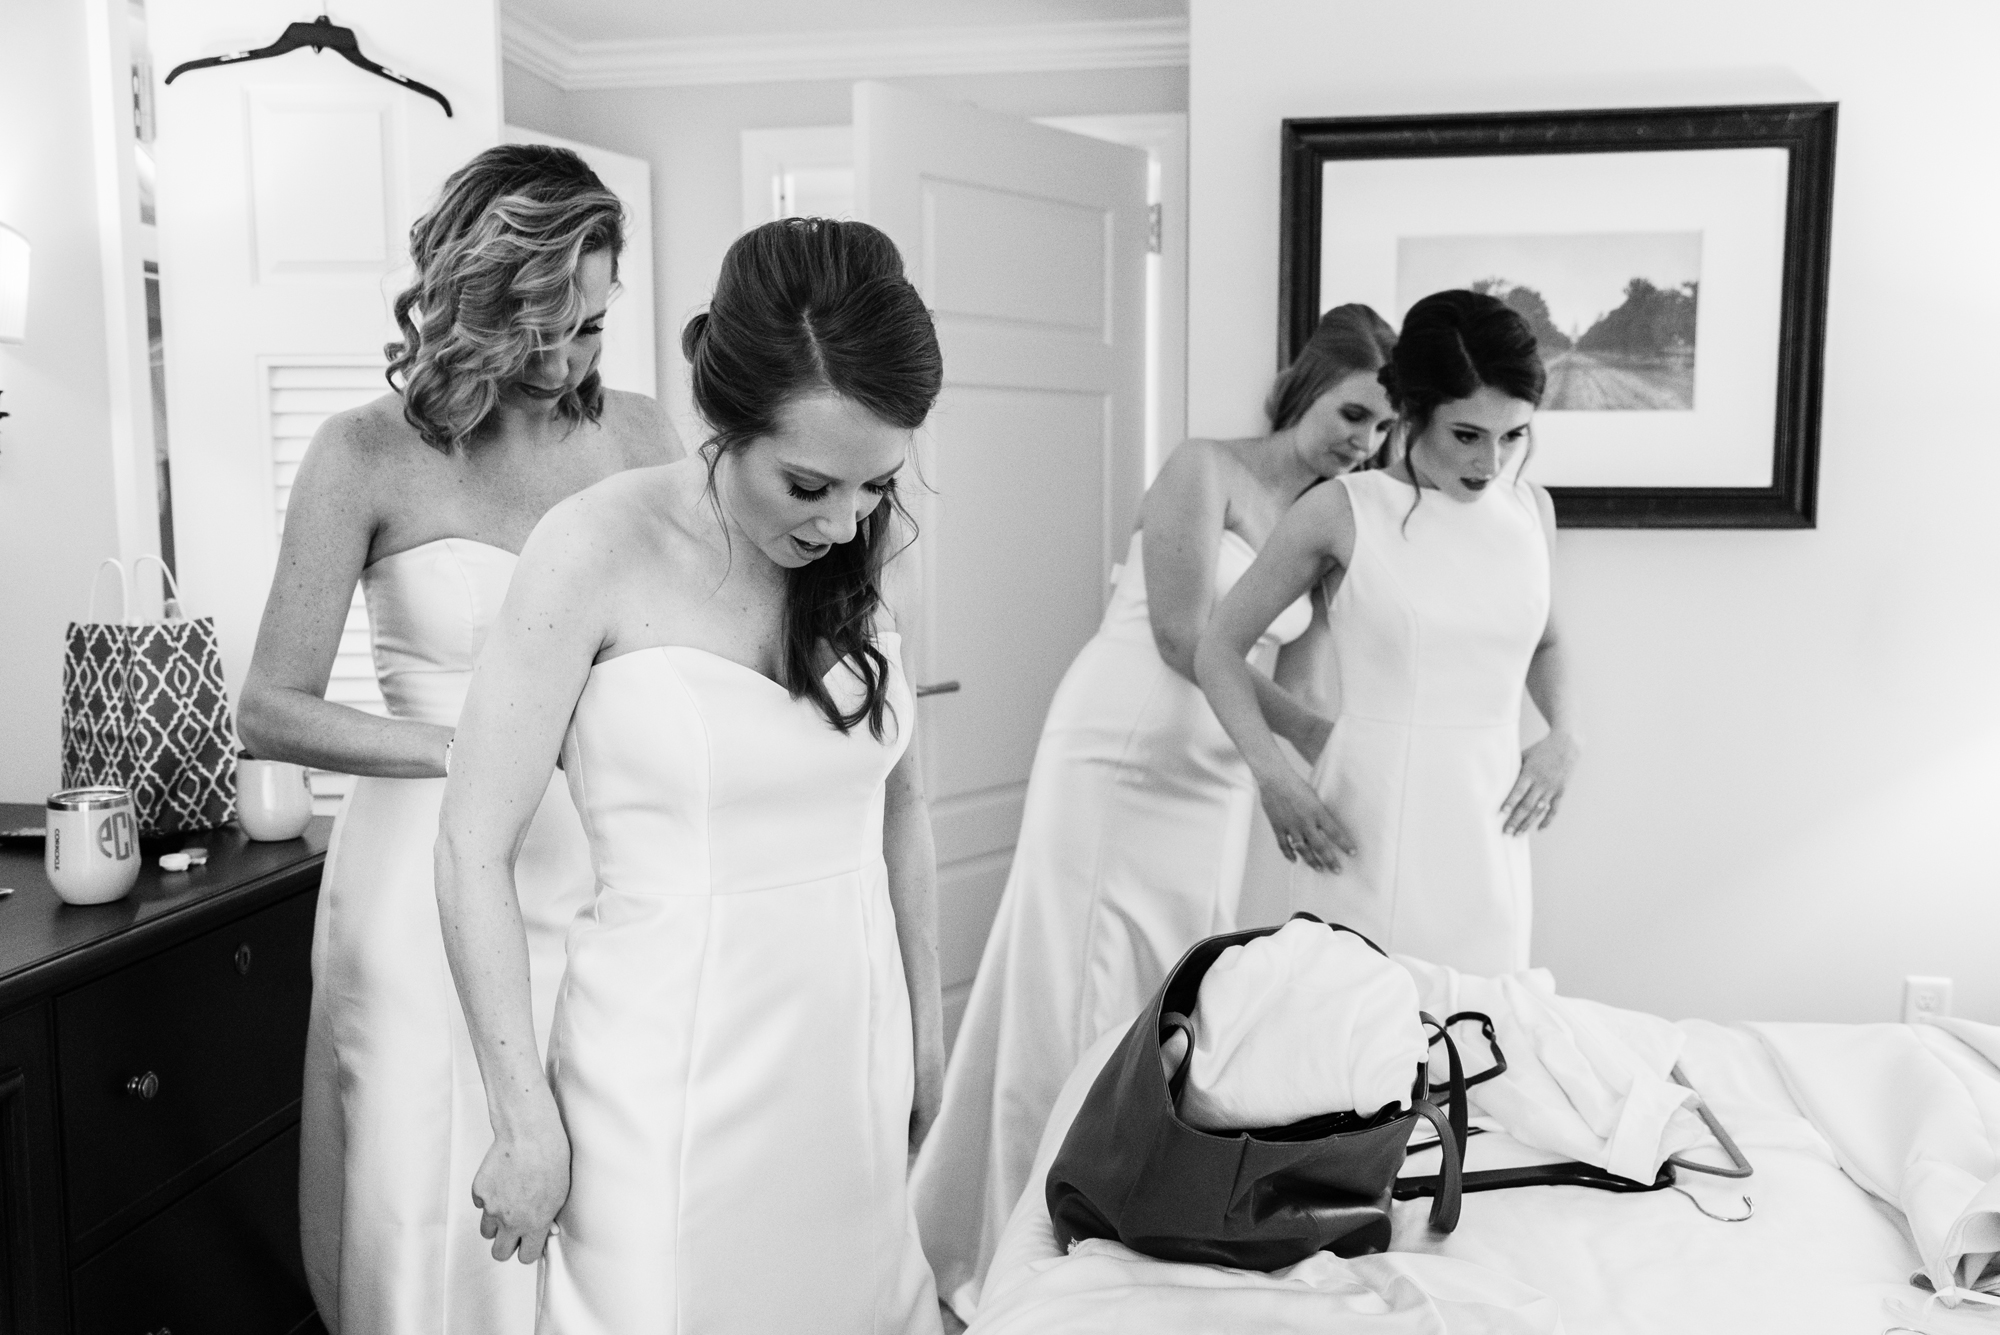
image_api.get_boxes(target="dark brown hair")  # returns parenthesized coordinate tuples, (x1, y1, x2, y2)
(386, 144, 623, 452)
(1381, 290, 1546, 528)
(683, 217, 942, 737)
(1265, 303, 1397, 434)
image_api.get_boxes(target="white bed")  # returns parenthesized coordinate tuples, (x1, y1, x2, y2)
(964, 1015, 2000, 1335)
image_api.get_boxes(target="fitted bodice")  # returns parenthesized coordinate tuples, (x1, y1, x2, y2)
(360, 538, 519, 727)
(1102, 528, 1312, 652)
(1328, 471, 1550, 727)
(562, 635, 912, 898)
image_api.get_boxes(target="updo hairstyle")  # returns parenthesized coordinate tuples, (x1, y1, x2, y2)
(1378, 289, 1546, 434)
(1264, 303, 1398, 440)
(1380, 290, 1546, 526)
(386, 144, 624, 453)
(682, 217, 943, 738)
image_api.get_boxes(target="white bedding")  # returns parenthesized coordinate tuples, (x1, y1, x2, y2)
(967, 1017, 1979, 1334)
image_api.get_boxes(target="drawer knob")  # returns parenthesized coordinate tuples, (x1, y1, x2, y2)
(235, 942, 254, 975)
(126, 1071, 161, 1101)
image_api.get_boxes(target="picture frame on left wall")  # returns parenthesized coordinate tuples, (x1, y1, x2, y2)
(1280, 102, 1837, 528)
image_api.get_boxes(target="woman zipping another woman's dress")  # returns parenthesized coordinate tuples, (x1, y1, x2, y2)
(1198, 288, 1584, 976)
(912, 305, 1400, 1319)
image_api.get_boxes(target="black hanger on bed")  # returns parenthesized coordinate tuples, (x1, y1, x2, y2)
(163, 14, 453, 118)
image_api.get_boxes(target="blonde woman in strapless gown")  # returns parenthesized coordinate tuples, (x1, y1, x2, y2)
(237, 145, 678, 1332)
(911, 305, 1400, 1320)
(434, 219, 947, 1333)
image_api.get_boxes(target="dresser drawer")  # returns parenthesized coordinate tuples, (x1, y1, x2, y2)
(56, 890, 315, 1248)
(71, 1121, 314, 1335)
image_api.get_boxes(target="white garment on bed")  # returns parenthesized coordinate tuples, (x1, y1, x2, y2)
(1752, 1018, 2000, 1310)
(982, 1017, 1929, 1335)
(1180, 919, 1426, 1129)
(1397, 957, 1707, 1183)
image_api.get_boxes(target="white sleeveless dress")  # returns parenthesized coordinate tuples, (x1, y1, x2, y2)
(1291, 470, 1551, 974)
(539, 634, 939, 1334)
(910, 528, 1311, 1316)
(300, 539, 593, 1334)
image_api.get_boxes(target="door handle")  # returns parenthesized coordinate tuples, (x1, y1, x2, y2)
(915, 681, 961, 698)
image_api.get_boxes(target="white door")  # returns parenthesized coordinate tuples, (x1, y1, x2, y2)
(504, 125, 657, 397)
(854, 82, 1149, 1044)
(149, 0, 501, 720)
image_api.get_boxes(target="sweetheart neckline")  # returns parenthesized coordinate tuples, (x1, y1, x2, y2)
(366, 535, 520, 570)
(593, 635, 902, 692)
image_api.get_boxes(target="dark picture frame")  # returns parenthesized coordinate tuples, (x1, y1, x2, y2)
(1280, 103, 1837, 528)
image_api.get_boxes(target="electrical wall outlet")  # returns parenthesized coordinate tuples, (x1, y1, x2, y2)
(1903, 976, 1953, 1024)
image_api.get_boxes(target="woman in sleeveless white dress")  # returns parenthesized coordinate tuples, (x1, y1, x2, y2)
(1197, 290, 1583, 975)
(910, 306, 1399, 1318)
(433, 219, 947, 1332)
(238, 146, 678, 1332)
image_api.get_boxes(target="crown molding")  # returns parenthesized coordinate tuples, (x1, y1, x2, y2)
(501, 12, 1189, 91)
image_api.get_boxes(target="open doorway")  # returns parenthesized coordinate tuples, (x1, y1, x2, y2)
(741, 112, 1187, 483)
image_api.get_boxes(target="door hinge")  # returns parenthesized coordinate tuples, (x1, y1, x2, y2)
(1147, 203, 1163, 255)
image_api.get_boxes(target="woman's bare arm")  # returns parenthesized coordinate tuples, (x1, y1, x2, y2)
(1141, 441, 1331, 748)
(434, 489, 619, 1264)
(1502, 485, 1583, 834)
(1196, 484, 1358, 872)
(239, 412, 452, 776)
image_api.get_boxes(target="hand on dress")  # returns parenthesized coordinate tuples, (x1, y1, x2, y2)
(1260, 767, 1358, 874)
(1500, 730, 1582, 835)
(909, 1024, 946, 1157)
(472, 1108, 572, 1265)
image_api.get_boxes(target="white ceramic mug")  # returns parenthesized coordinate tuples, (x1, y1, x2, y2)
(46, 787, 142, 905)
(236, 758, 314, 841)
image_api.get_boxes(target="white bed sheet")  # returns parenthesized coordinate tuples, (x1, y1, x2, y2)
(970, 1019, 1934, 1334)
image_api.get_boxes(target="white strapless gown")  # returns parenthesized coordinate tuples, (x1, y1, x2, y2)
(1291, 470, 1551, 973)
(910, 529, 1311, 1316)
(300, 539, 593, 1334)
(539, 635, 939, 1334)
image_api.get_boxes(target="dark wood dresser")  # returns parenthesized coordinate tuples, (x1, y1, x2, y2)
(0, 815, 329, 1334)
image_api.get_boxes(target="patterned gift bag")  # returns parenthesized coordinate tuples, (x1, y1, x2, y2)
(61, 558, 238, 837)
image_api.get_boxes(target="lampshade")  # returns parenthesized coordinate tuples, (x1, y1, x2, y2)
(0, 223, 29, 344)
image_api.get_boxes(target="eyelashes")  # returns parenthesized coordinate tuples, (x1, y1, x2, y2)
(786, 478, 900, 503)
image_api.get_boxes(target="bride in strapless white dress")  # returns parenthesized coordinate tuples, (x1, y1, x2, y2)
(434, 218, 948, 1333)
(237, 142, 679, 1334)
(910, 304, 1402, 1319)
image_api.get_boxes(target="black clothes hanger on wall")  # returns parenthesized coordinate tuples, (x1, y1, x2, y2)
(163, 15, 453, 118)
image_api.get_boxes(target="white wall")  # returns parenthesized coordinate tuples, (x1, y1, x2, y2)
(0, 0, 129, 802)
(1189, 0, 2000, 1024)
(502, 64, 1187, 443)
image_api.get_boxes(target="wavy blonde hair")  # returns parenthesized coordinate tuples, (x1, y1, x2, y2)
(386, 144, 624, 452)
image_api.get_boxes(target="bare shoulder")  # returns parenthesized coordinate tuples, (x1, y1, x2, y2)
(1144, 437, 1230, 514)
(598, 389, 685, 466)
(288, 392, 435, 519)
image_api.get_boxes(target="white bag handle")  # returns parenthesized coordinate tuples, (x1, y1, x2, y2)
(84, 555, 188, 626)
(133, 554, 187, 621)
(85, 558, 130, 627)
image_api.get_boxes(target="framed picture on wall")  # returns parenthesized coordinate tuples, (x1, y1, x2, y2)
(1280, 103, 1837, 528)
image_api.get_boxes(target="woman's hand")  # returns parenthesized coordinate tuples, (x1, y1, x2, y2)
(909, 1023, 946, 1157)
(471, 1107, 572, 1265)
(1500, 729, 1582, 835)
(1258, 766, 1358, 874)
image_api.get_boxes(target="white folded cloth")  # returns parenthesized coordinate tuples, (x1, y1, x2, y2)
(1752, 1017, 2000, 1312)
(1178, 919, 1427, 1130)
(1396, 956, 1708, 1184)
